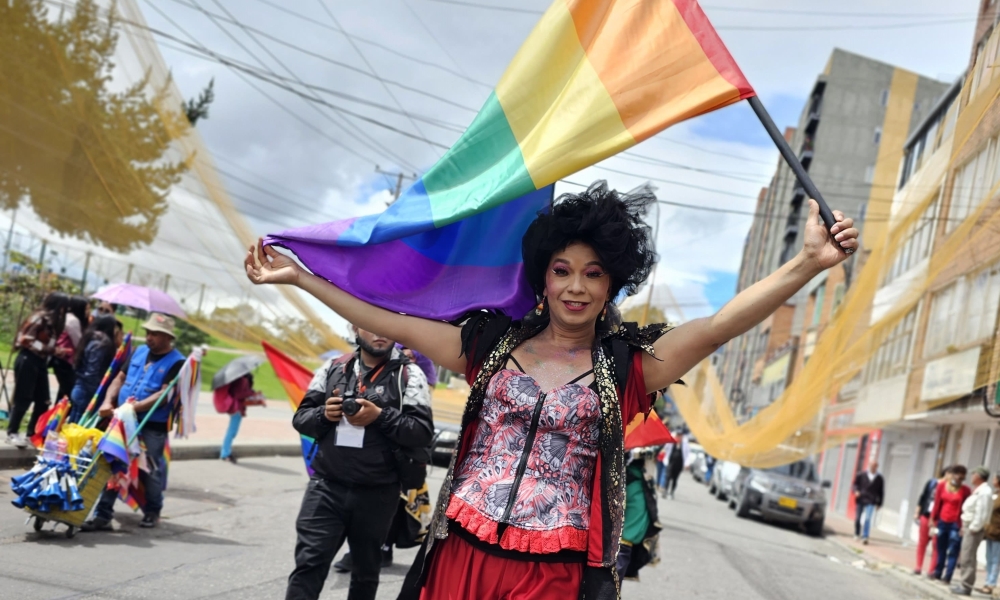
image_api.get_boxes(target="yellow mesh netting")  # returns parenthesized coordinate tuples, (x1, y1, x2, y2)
(660, 37, 1000, 468)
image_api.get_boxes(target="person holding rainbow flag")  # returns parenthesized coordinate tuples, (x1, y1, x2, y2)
(245, 2, 859, 598)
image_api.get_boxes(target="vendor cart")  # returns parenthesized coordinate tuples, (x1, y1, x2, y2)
(24, 453, 113, 539)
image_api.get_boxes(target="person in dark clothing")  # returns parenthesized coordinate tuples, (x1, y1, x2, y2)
(664, 434, 686, 499)
(67, 315, 117, 424)
(853, 461, 885, 544)
(287, 326, 433, 600)
(6, 292, 67, 448)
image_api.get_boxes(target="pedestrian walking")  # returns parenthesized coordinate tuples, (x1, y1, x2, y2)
(980, 474, 1000, 595)
(286, 326, 432, 600)
(664, 433, 688, 499)
(245, 182, 859, 599)
(952, 467, 993, 596)
(6, 292, 66, 448)
(915, 467, 948, 575)
(213, 373, 265, 464)
(82, 313, 186, 531)
(67, 315, 117, 424)
(853, 461, 885, 544)
(931, 465, 971, 583)
(655, 446, 668, 491)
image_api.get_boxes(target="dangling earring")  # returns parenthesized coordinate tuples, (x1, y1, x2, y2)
(535, 298, 546, 316)
(600, 303, 607, 321)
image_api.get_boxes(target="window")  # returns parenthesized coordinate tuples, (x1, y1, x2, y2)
(882, 191, 941, 286)
(879, 89, 890, 106)
(873, 127, 882, 145)
(946, 139, 998, 233)
(865, 308, 917, 383)
(864, 165, 876, 184)
(924, 260, 1000, 357)
(811, 282, 826, 328)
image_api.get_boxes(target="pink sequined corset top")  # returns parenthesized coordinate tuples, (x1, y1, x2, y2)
(447, 368, 601, 554)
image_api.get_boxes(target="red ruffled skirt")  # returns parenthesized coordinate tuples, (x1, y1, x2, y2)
(420, 534, 584, 600)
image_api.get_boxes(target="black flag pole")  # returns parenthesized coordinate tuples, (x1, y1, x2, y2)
(746, 96, 853, 255)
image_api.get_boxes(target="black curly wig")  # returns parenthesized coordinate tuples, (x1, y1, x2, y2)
(521, 181, 657, 302)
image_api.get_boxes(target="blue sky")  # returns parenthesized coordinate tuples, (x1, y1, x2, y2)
(704, 271, 739, 312)
(691, 93, 807, 148)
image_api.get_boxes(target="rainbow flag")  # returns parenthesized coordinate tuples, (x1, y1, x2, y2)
(97, 416, 131, 465)
(266, 0, 753, 320)
(261, 341, 323, 475)
(30, 398, 70, 447)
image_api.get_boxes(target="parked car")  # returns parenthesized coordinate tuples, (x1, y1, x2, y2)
(689, 444, 708, 482)
(728, 459, 829, 536)
(430, 421, 460, 466)
(708, 460, 744, 501)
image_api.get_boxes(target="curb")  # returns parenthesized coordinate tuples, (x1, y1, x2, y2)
(827, 536, 953, 600)
(0, 442, 302, 470)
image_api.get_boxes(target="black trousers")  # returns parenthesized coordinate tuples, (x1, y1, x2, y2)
(286, 479, 399, 600)
(666, 467, 682, 495)
(7, 350, 50, 436)
(50, 357, 75, 403)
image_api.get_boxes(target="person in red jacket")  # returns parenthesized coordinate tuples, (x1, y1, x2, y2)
(931, 465, 971, 583)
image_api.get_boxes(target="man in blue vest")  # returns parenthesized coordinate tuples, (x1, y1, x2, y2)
(82, 313, 185, 531)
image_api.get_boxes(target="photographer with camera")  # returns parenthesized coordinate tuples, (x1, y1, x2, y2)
(287, 326, 433, 600)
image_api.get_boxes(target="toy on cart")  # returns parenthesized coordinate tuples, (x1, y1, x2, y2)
(12, 448, 113, 539)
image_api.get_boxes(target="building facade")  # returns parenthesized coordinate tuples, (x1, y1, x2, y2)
(719, 49, 951, 423)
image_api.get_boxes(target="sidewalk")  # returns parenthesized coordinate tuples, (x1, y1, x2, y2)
(2, 385, 468, 468)
(0, 391, 302, 468)
(825, 512, 992, 598)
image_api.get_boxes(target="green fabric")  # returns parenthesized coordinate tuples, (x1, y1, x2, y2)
(622, 463, 650, 545)
(422, 92, 535, 226)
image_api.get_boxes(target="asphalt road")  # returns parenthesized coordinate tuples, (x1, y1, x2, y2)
(0, 457, 939, 599)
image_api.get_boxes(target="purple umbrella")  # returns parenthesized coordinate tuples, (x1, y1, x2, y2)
(92, 283, 188, 319)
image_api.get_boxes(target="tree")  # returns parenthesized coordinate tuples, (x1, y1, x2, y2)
(0, 0, 188, 252)
(183, 78, 215, 126)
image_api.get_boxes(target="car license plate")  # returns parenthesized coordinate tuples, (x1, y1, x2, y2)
(778, 496, 798, 509)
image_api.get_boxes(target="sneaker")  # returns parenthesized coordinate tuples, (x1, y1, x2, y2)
(333, 552, 353, 573)
(10, 434, 28, 449)
(382, 549, 393, 569)
(949, 584, 971, 596)
(81, 518, 113, 532)
(220, 455, 238, 464)
(139, 514, 159, 528)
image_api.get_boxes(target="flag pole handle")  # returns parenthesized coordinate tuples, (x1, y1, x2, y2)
(746, 96, 853, 256)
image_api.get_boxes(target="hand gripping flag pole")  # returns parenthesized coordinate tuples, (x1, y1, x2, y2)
(747, 96, 853, 255)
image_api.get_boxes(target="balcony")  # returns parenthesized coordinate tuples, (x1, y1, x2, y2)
(799, 140, 814, 169)
(805, 111, 820, 135)
(791, 184, 805, 206)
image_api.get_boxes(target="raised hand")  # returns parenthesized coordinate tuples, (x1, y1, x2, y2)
(802, 199, 859, 270)
(245, 237, 304, 286)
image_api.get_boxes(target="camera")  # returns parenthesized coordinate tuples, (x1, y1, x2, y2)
(341, 390, 360, 417)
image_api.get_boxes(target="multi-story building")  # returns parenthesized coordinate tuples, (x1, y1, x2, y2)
(840, 0, 1000, 544)
(719, 49, 951, 421)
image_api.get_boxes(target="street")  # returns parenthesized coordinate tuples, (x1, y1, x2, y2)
(0, 458, 936, 599)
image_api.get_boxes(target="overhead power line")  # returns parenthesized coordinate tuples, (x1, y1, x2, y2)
(422, 0, 976, 31)
(248, 0, 493, 88)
